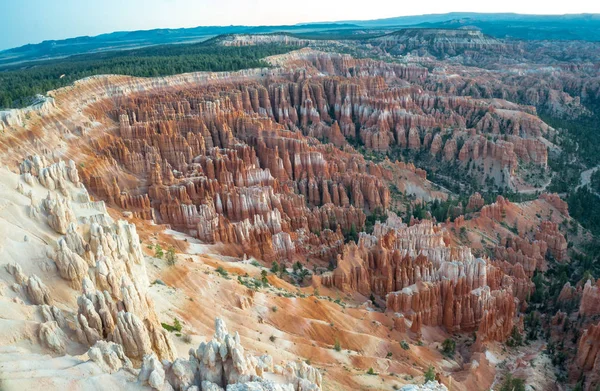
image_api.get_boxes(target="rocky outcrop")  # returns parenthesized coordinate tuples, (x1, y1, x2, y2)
(573, 322, 600, 390)
(540, 193, 569, 217)
(43, 193, 77, 235)
(580, 279, 600, 316)
(51, 238, 88, 288)
(466, 192, 484, 212)
(88, 340, 133, 373)
(138, 318, 321, 391)
(370, 29, 508, 58)
(39, 321, 67, 354)
(322, 212, 517, 341)
(26, 275, 52, 305)
(535, 221, 567, 261)
(401, 381, 449, 391)
(16, 157, 176, 364)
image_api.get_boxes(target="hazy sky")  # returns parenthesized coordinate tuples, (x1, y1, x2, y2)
(1, 0, 599, 50)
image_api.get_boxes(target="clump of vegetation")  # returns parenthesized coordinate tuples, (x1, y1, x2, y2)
(269, 335, 276, 342)
(506, 326, 524, 347)
(166, 246, 177, 266)
(271, 306, 278, 312)
(365, 207, 388, 234)
(424, 366, 436, 383)
(270, 261, 279, 274)
(367, 367, 377, 375)
(154, 243, 164, 259)
(369, 293, 380, 309)
(499, 374, 525, 391)
(250, 260, 261, 267)
(441, 338, 456, 357)
(343, 223, 359, 243)
(182, 334, 192, 343)
(261, 270, 269, 285)
(292, 261, 310, 283)
(216, 266, 228, 277)
(400, 340, 410, 350)
(161, 318, 182, 333)
(334, 338, 341, 352)
(237, 275, 267, 290)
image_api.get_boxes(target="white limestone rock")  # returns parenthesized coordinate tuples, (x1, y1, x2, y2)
(88, 340, 133, 374)
(52, 237, 88, 288)
(39, 321, 67, 354)
(26, 275, 52, 305)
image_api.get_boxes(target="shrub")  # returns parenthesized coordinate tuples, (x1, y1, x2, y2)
(400, 340, 410, 350)
(506, 326, 524, 347)
(261, 270, 269, 285)
(424, 366, 436, 383)
(298, 268, 310, 283)
(154, 244, 164, 259)
(271, 306, 277, 312)
(182, 334, 192, 343)
(334, 338, 341, 352)
(216, 266, 228, 277)
(270, 261, 279, 274)
(441, 338, 456, 357)
(173, 318, 182, 332)
(161, 318, 182, 333)
(269, 335, 276, 342)
(499, 374, 525, 391)
(367, 367, 376, 375)
(293, 261, 302, 272)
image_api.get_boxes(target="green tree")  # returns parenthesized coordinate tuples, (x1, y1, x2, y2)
(441, 338, 456, 357)
(345, 224, 358, 243)
(270, 261, 279, 274)
(334, 338, 341, 352)
(298, 268, 310, 283)
(424, 366, 436, 383)
(506, 326, 524, 347)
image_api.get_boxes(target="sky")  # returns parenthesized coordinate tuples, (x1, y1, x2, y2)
(1, 0, 599, 51)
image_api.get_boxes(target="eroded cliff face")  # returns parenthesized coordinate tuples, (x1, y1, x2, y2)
(369, 29, 509, 58)
(320, 213, 517, 343)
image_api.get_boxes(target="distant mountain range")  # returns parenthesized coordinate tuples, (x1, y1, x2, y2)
(348, 13, 600, 41)
(1, 13, 599, 68)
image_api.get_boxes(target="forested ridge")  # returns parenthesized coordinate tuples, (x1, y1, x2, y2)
(0, 41, 303, 109)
